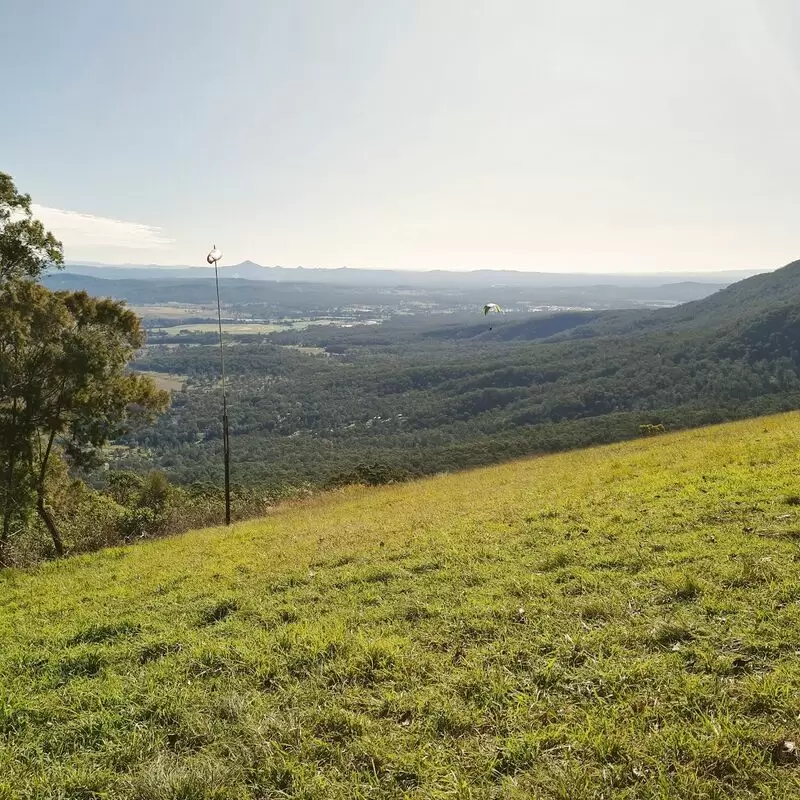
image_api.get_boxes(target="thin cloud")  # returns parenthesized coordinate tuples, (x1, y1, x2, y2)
(31, 204, 174, 249)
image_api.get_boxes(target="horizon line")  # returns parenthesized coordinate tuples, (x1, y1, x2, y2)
(62, 260, 776, 277)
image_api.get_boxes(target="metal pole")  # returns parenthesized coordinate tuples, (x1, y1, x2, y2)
(208, 246, 231, 525)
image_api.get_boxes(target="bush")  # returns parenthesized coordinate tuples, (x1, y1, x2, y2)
(105, 470, 144, 505)
(64, 488, 126, 553)
(1, 468, 315, 566)
(138, 471, 173, 512)
(326, 462, 417, 488)
(118, 506, 161, 542)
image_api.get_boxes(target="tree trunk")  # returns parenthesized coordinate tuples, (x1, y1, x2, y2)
(2, 449, 16, 561)
(36, 490, 64, 557)
(33, 429, 64, 557)
(1, 398, 19, 565)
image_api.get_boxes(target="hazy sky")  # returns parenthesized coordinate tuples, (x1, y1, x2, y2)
(3, 0, 800, 272)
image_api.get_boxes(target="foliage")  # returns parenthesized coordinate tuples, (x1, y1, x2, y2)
(3, 414, 800, 796)
(0, 173, 168, 563)
(0, 171, 63, 283)
(0, 467, 305, 565)
(0, 281, 169, 560)
(639, 423, 666, 435)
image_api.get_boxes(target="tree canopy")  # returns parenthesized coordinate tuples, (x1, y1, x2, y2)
(0, 172, 63, 284)
(0, 172, 167, 563)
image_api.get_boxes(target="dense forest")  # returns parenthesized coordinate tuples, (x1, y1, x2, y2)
(124, 261, 800, 490)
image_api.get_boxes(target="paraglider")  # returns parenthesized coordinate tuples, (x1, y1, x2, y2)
(483, 302, 502, 330)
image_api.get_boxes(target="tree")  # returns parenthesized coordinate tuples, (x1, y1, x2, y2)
(0, 173, 168, 562)
(0, 171, 63, 560)
(0, 172, 63, 283)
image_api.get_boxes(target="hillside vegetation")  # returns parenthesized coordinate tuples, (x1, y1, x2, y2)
(3, 414, 800, 798)
(129, 260, 800, 488)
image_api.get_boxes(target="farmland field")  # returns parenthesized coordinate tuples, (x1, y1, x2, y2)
(158, 323, 293, 336)
(154, 318, 373, 337)
(130, 305, 217, 320)
(134, 370, 188, 393)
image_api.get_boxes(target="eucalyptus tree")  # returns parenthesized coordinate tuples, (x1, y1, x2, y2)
(0, 172, 167, 561)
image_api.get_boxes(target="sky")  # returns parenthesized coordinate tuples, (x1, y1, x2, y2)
(3, 0, 800, 273)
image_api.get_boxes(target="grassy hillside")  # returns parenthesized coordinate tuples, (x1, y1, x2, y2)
(4, 414, 800, 798)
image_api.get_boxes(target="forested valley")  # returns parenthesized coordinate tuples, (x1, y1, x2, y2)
(123, 262, 800, 490)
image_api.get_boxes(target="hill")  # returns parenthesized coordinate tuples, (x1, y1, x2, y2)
(131, 259, 800, 488)
(63, 260, 765, 288)
(465, 258, 800, 343)
(41, 272, 729, 316)
(3, 414, 800, 797)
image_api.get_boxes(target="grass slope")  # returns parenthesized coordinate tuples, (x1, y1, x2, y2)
(4, 414, 800, 798)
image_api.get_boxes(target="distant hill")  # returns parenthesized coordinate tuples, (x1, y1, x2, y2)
(43, 271, 730, 314)
(658, 258, 800, 326)
(433, 258, 800, 343)
(42, 273, 428, 312)
(62, 259, 768, 289)
(583, 258, 800, 335)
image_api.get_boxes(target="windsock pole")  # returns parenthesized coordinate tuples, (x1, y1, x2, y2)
(207, 245, 231, 525)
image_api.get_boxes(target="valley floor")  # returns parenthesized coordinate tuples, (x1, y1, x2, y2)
(3, 413, 800, 798)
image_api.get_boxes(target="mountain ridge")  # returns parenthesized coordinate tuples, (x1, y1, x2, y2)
(442, 257, 800, 342)
(62, 259, 770, 289)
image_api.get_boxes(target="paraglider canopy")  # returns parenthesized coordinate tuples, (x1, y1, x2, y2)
(483, 303, 502, 315)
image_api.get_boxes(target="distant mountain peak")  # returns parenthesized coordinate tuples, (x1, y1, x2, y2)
(227, 260, 264, 270)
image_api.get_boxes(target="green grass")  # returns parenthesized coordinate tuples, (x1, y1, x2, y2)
(4, 413, 800, 798)
(134, 371, 188, 393)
